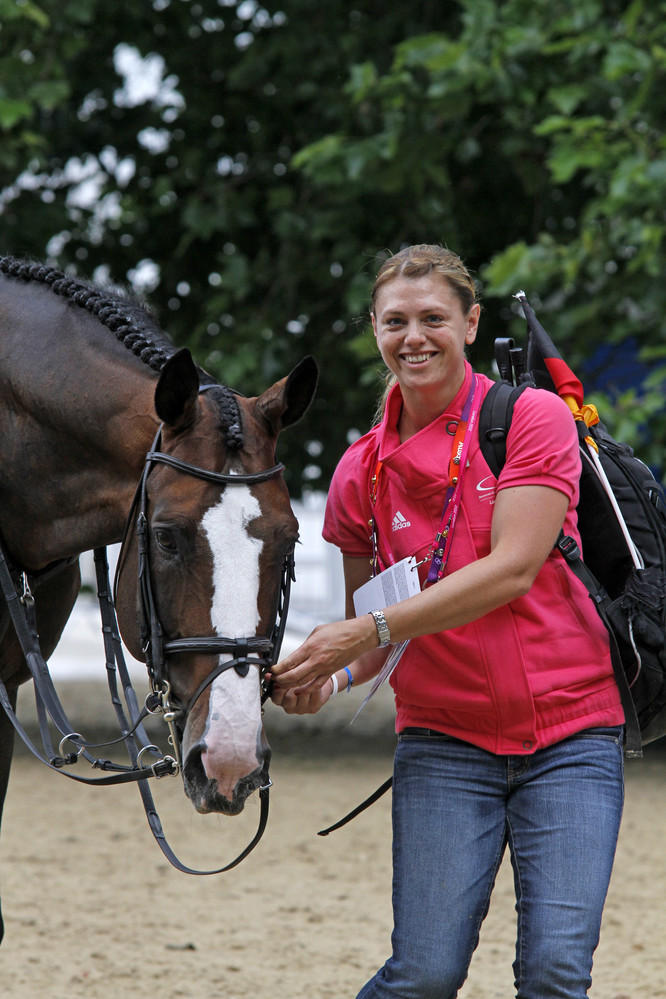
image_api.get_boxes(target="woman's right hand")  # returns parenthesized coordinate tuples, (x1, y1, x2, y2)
(269, 675, 335, 715)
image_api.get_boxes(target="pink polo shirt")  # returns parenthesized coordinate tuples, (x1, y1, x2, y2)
(323, 362, 623, 754)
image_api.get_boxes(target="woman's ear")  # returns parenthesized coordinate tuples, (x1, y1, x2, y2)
(371, 312, 378, 339)
(465, 303, 481, 345)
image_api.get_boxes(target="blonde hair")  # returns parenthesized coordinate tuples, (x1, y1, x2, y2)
(371, 245, 478, 422)
(371, 244, 478, 317)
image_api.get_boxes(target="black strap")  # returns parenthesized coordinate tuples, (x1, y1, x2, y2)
(94, 547, 164, 761)
(93, 545, 275, 874)
(178, 646, 271, 716)
(136, 774, 271, 876)
(317, 776, 393, 836)
(0, 542, 175, 782)
(478, 380, 531, 478)
(557, 533, 642, 757)
(0, 664, 271, 872)
(146, 450, 284, 486)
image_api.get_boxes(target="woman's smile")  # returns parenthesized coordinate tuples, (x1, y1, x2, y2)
(371, 273, 479, 420)
(401, 351, 438, 365)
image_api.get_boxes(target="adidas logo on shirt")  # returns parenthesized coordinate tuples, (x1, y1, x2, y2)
(392, 510, 411, 531)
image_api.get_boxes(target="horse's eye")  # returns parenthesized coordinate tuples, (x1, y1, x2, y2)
(154, 528, 178, 554)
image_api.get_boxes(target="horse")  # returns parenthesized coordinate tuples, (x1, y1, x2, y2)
(0, 257, 318, 940)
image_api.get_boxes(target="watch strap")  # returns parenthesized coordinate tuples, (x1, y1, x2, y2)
(370, 609, 391, 648)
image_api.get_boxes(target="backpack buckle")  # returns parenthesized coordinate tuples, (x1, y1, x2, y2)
(558, 534, 581, 563)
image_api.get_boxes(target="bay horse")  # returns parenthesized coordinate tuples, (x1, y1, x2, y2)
(0, 257, 318, 940)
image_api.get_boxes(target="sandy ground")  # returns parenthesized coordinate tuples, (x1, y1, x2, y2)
(0, 679, 664, 999)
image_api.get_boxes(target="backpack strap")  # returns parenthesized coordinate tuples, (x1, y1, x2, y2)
(478, 381, 531, 478)
(557, 533, 643, 757)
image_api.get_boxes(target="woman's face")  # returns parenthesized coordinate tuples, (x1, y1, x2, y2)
(372, 273, 479, 400)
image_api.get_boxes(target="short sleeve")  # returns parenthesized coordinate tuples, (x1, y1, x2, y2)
(496, 387, 581, 505)
(322, 445, 374, 557)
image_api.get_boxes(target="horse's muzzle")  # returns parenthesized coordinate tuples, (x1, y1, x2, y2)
(182, 740, 271, 815)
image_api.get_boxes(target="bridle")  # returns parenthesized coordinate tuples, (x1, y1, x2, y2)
(118, 421, 294, 767)
(0, 386, 296, 876)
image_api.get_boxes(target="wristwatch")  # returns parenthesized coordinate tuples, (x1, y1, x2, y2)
(370, 609, 392, 648)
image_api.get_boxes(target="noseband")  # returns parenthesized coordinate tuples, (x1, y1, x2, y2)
(118, 422, 293, 759)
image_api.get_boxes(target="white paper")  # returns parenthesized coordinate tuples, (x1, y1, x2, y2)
(353, 556, 420, 616)
(351, 556, 420, 722)
(350, 640, 409, 723)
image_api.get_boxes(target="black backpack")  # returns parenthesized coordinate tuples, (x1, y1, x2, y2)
(479, 293, 666, 758)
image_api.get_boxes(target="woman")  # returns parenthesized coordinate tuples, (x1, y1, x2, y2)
(270, 244, 625, 998)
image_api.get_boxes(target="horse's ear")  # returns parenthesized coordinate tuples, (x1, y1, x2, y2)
(255, 355, 319, 433)
(154, 348, 200, 430)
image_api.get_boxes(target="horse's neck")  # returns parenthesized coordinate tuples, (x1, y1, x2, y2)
(0, 367, 159, 569)
(0, 278, 171, 568)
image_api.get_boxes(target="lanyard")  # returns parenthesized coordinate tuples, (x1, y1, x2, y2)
(426, 374, 481, 583)
(368, 375, 481, 583)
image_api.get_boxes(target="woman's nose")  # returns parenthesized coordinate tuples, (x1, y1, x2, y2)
(403, 320, 426, 344)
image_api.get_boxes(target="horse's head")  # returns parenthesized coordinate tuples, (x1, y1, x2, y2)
(115, 349, 318, 815)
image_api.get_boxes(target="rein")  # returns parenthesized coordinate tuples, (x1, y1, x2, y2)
(0, 414, 294, 876)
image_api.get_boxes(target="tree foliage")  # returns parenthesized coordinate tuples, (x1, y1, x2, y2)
(1, 0, 664, 488)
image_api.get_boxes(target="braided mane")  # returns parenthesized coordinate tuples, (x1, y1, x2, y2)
(0, 256, 243, 449)
(0, 256, 173, 370)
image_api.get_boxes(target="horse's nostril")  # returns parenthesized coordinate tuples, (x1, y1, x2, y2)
(182, 740, 205, 785)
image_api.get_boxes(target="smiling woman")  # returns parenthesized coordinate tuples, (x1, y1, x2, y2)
(371, 270, 479, 437)
(269, 243, 627, 998)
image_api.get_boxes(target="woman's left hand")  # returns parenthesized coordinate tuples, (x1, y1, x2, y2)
(269, 676, 335, 714)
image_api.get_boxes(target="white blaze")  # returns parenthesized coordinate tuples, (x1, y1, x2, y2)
(200, 484, 264, 796)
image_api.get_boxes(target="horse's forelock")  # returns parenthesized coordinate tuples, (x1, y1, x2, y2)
(201, 383, 244, 452)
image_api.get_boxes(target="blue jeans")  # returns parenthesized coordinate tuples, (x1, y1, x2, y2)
(356, 727, 624, 999)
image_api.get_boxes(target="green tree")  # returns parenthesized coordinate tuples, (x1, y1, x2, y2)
(1, 0, 458, 490)
(293, 0, 666, 471)
(1, 0, 664, 486)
